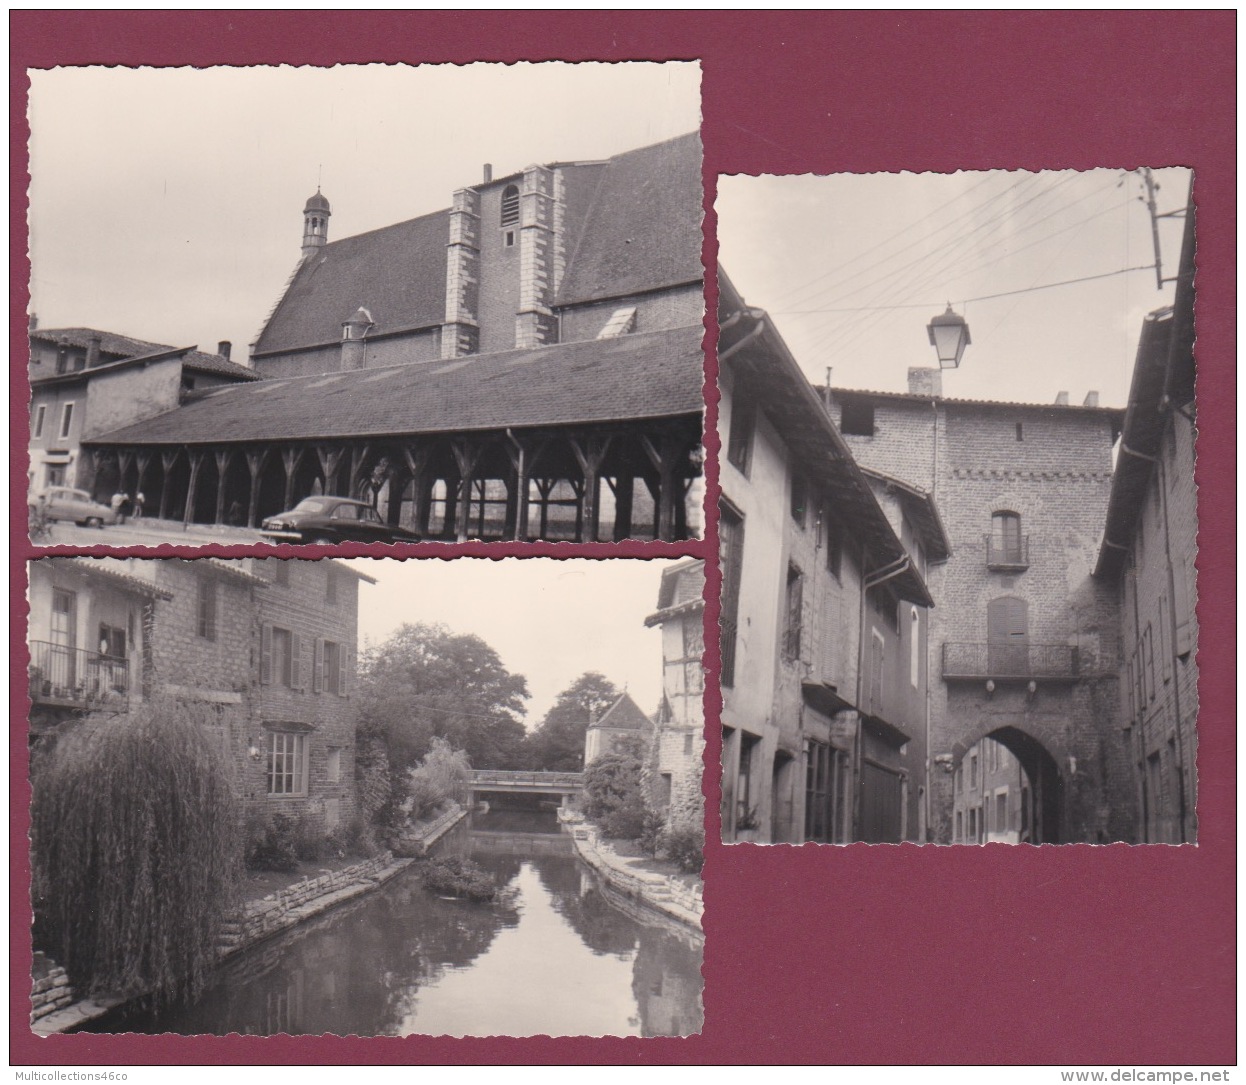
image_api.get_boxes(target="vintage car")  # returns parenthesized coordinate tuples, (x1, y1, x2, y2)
(260, 496, 421, 545)
(30, 487, 119, 527)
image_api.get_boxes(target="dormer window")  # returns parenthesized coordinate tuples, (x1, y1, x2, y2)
(500, 184, 520, 227)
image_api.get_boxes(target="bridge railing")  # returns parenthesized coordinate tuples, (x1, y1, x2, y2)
(470, 770, 584, 787)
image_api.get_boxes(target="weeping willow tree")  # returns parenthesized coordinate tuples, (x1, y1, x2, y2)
(30, 696, 243, 1006)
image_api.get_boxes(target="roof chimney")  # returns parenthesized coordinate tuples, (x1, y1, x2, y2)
(217, 340, 231, 361)
(1054, 390, 1070, 406)
(907, 367, 943, 398)
(86, 335, 102, 369)
(1082, 390, 1099, 408)
(483, 163, 493, 184)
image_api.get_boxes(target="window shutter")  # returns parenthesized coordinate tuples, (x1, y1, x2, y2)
(1173, 555, 1194, 657)
(260, 624, 272, 685)
(313, 638, 323, 694)
(339, 645, 349, 698)
(291, 631, 303, 690)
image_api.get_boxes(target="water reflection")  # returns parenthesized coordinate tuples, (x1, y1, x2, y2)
(84, 810, 702, 1037)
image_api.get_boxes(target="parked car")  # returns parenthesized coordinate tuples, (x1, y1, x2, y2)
(30, 487, 118, 527)
(260, 496, 421, 545)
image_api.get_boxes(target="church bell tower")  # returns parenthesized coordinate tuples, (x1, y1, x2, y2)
(302, 189, 331, 259)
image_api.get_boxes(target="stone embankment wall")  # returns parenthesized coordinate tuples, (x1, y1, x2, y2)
(560, 812, 703, 934)
(218, 851, 407, 954)
(390, 804, 467, 858)
(32, 851, 411, 1035)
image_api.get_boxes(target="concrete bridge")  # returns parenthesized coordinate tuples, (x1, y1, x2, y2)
(469, 769, 584, 804)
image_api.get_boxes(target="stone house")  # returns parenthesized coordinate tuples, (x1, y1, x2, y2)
(583, 692, 653, 766)
(644, 558, 706, 829)
(27, 556, 372, 834)
(827, 366, 1130, 844)
(717, 274, 938, 844)
(1094, 190, 1198, 844)
(952, 737, 1028, 843)
(82, 133, 705, 542)
(27, 324, 257, 498)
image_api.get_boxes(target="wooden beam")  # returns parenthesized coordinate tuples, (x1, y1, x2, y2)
(245, 448, 270, 528)
(281, 446, 305, 511)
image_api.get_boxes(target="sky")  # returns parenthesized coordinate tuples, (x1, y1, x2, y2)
(340, 557, 685, 729)
(26, 62, 701, 360)
(717, 167, 1192, 408)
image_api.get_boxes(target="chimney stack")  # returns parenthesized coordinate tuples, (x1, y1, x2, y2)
(483, 163, 493, 184)
(907, 367, 943, 398)
(217, 340, 231, 361)
(86, 335, 102, 368)
(1054, 391, 1070, 406)
(1082, 390, 1099, 407)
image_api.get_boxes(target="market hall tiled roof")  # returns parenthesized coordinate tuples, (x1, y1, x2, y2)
(251, 132, 703, 358)
(86, 324, 705, 447)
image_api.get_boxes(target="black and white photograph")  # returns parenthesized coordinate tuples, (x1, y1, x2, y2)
(25, 63, 705, 547)
(716, 169, 1197, 845)
(27, 555, 705, 1037)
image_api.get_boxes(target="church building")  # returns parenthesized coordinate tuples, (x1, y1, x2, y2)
(82, 133, 705, 542)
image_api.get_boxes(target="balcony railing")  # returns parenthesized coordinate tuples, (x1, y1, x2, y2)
(985, 535, 1030, 570)
(942, 641, 1079, 681)
(28, 641, 132, 707)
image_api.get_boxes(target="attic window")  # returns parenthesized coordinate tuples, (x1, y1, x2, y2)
(597, 306, 638, 340)
(840, 400, 875, 437)
(500, 184, 520, 227)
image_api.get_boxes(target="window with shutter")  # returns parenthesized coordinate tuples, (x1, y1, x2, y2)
(987, 596, 1028, 675)
(719, 503, 745, 688)
(313, 638, 324, 693)
(290, 631, 302, 690)
(260, 623, 273, 685)
(869, 630, 885, 716)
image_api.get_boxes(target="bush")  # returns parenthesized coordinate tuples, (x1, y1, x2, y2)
(418, 856, 498, 902)
(401, 737, 471, 822)
(245, 813, 300, 872)
(658, 822, 705, 874)
(583, 740, 646, 840)
(638, 809, 665, 856)
(30, 698, 242, 1005)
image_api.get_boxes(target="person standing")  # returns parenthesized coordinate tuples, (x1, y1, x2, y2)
(133, 491, 146, 520)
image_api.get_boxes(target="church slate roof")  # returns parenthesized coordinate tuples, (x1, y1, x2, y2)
(555, 132, 704, 307)
(590, 692, 652, 732)
(252, 211, 449, 356)
(251, 132, 702, 357)
(87, 324, 704, 446)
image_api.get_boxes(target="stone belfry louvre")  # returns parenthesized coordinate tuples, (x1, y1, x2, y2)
(82, 133, 705, 543)
(828, 367, 1133, 844)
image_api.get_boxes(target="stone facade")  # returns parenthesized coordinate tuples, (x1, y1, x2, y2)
(831, 377, 1133, 843)
(27, 556, 369, 835)
(718, 286, 936, 844)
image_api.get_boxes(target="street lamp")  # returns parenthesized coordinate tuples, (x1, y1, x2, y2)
(927, 304, 971, 369)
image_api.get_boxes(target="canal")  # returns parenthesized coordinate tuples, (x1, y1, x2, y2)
(83, 808, 703, 1037)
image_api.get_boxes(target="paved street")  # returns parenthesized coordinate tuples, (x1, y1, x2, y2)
(32, 517, 264, 548)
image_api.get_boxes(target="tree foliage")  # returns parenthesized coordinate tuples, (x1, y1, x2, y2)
(401, 737, 472, 821)
(29, 697, 242, 1005)
(357, 622, 529, 772)
(582, 734, 647, 839)
(527, 671, 620, 771)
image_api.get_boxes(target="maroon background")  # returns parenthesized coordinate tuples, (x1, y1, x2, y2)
(9, 10, 1236, 1066)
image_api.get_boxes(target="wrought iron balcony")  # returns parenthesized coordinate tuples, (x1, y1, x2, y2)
(985, 535, 1030, 570)
(28, 641, 132, 708)
(942, 641, 1079, 682)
